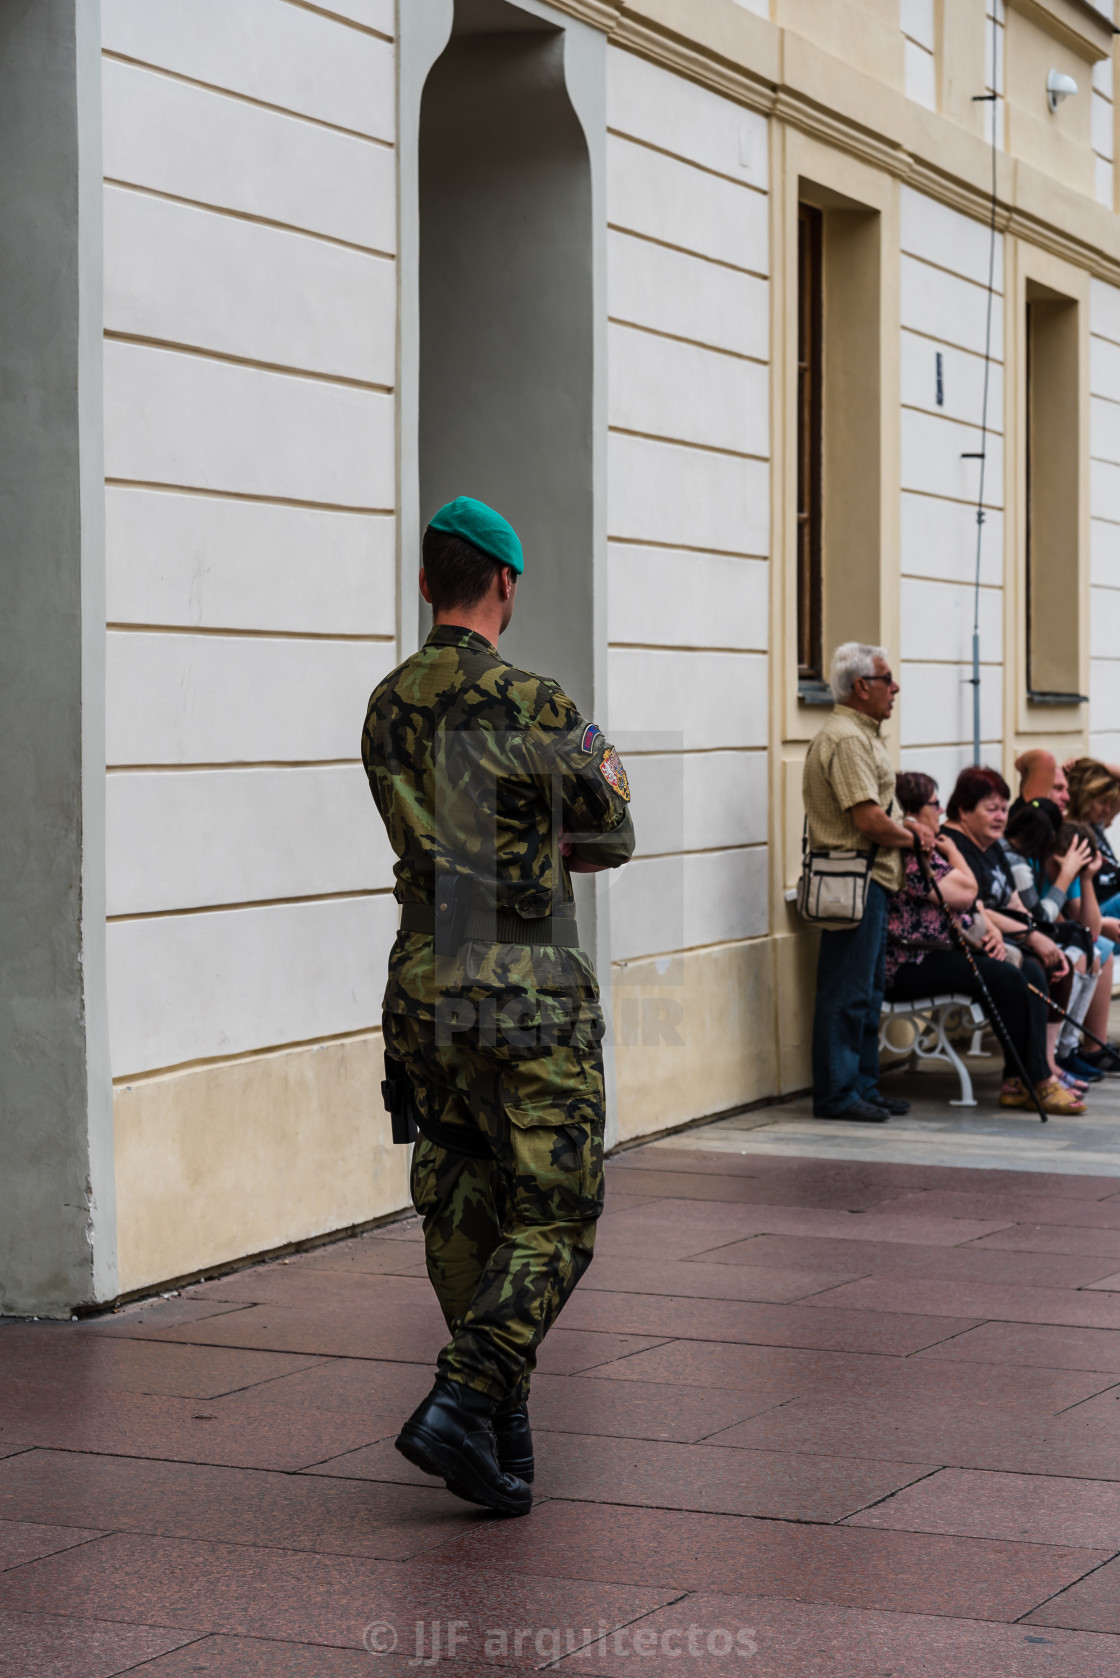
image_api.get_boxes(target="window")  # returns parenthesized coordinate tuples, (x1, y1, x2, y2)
(797, 203, 823, 685)
(1025, 287, 1083, 703)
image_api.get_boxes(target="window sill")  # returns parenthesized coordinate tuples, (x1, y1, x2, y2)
(798, 680, 834, 707)
(1027, 690, 1089, 705)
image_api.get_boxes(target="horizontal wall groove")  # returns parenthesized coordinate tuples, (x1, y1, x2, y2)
(608, 425, 768, 464)
(105, 759, 364, 773)
(606, 222, 768, 281)
(609, 641, 766, 655)
(608, 316, 768, 366)
(613, 931, 768, 967)
(112, 1024, 381, 1088)
(607, 125, 767, 197)
(105, 478, 396, 516)
(101, 49, 394, 147)
(901, 486, 1004, 512)
(902, 324, 1005, 365)
(103, 178, 396, 261)
(105, 623, 395, 643)
(102, 331, 394, 394)
(280, 0, 393, 42)
(901, 249, 1004, 297)
(107, 888, 390, 924)
(900, 400, 1004, 433)
(608, 534, 768, 562)
(900, 572, 1002, 589)
(631, 842, 766, 862)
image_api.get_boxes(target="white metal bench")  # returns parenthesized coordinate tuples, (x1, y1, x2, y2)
(880, 994, 989, 1107)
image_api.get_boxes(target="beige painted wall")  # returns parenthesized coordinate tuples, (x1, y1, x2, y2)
(114, 1032, 408, 1295)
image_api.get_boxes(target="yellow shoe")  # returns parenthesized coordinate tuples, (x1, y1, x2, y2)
(1034, 1077, 1086, 1116)
(1000, 1078, 1028, 1108)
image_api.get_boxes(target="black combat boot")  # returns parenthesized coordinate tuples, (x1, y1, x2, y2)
(493, 1398, 534, 1483)
(395, 1377, 532, 1517)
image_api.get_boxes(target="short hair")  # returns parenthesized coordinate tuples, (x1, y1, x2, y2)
(829, 642, 888, 703)
(895, 771, 938, 817)
(946, 765, 1011, 821)
(1005, 798, 1061, 861)
(421, 524, 509, 614)
(1065, 758, 1120, 822)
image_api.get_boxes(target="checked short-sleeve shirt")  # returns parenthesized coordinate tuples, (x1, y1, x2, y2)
(802, 706, 903, 893)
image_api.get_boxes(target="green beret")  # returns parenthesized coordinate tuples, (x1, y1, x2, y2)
(428, 496, 524, 576)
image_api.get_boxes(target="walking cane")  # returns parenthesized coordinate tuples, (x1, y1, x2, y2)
(1020, 979, 1111, 1056)
(916, 843, 1049, 1124)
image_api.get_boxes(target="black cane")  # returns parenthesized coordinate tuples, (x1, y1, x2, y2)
(916, 843, 1049, 1124)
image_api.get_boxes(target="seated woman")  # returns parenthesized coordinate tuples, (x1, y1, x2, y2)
(1063, 759, 1120, 1071)
(1046, 821, 1119, 1075)
(1000, 802, 1096, 1087)
(888, 770, 1082, 1115)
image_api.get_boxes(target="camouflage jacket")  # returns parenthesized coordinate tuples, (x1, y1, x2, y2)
(362, 625, 635, 1026)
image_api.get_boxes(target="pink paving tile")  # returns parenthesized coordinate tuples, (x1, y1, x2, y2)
(520, 1431, 933, 1521)
(207, 1354, 430, 1420)
(846, 1466, 1120, 1547)
(184, 1269, 433, 1310)
(605, 1166, 892, 1211)
(78, 1299, 252, 1338)
(0, 1608, 196, 1678)
(802, 1275, 1120, 1329)
(917, 1319, 1120, 1373)
(532, 1329, 669, 1375)
(0, 1321, 322, 1397)
(520, 1373, 783, 1442)
(0, 1533, 677, 1653)
(1085, 1269, 1120, 1290)
(704, 1388, 1120, 1478)
(124, 1637, 500, 1676)
(0, 1376, 394, 1472)
(553, 1592, 1120, 1678)
(423, 1497, 1106, 1620)
(146, 1300, 449, 1362)
(1024, 1554, 1120, 1633)
(692, 1232, 1115, 1288)
(590, 1339, 905, 1395)
(967, 1222, 1120, 1257)
(0, 1450, 477, 1561)
(0, 1520, 102, 1572)
(614, 1155, 1120, 1198)
(293, 1238, 429, 1276)
(657, 1205, 1018, 1250)
(561, 1290, 980, 1354)
(578, 1257, 854, 1303)
(873, 1189, 1120, 1228)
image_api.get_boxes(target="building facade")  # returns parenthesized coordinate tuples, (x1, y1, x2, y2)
(4, 0, 1120, 1314)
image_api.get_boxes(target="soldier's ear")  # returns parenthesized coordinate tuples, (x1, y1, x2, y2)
(419, 568, 433, 605)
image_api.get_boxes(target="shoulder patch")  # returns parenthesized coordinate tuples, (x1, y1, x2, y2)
(599, 746, 630, 802)
(581, 723, 602, 754)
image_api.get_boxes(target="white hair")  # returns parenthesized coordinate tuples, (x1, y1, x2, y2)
(830, 642, 888, 703)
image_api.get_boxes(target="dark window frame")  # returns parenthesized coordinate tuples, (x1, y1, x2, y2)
(797, 202, 824, 689)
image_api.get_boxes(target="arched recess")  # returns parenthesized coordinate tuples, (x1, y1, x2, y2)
(414, 0, 598, 710)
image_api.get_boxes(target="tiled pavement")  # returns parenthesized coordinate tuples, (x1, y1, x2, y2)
(6, 1107, 1120, 1674)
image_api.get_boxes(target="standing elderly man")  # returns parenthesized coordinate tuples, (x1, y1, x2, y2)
(803, 643, 925, 1122)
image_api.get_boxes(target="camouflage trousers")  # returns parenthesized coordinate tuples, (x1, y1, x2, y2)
(382, 1010, 606, 1405)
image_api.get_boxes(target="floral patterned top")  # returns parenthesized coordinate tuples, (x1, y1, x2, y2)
(885, 850, 975, 988)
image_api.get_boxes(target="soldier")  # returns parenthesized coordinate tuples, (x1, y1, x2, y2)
(362, 496, 635, 1517)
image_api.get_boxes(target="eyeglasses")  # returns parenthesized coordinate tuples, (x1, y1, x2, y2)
(861, 673, 895, 686)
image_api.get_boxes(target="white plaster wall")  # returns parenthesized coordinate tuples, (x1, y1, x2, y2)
(1092, 46, 1115, 210)
(101, 0, 398, 1080)
(605, 49, 769, 968)
(897, 186, 1005, 781)
(1089, 277, 1120, 762)
(901, 0, 936, 111)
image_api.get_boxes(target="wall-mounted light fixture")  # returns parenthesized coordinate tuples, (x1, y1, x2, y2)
(1047, 69, 1079, 113)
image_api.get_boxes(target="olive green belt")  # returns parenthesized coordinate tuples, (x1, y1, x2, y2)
(398, 901, 580, 948)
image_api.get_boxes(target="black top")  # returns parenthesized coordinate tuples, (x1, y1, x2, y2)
(949, 828, 1014, 910)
